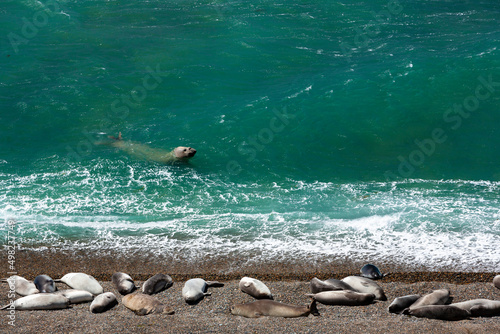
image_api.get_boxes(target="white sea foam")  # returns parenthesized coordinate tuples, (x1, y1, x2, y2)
(2, 165, 500, 272)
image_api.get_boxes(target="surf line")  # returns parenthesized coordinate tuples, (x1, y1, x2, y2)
(385, 74, 499, 180)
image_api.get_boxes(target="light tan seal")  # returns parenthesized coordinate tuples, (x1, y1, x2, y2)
(309, 277, 353, 294)
(0, 294, 69, 310)
(239, 277, 273, 299)
(57, 273, 103, 295)
(122, 293, 174, 316)
(90, 292, 118, 313)
(403, 305, 470, 321)
(451, 299, 500, 317)
(55, 289, 94, 304)
(341, 276, 387, 301)
(230, 299, 319, 318)
(409, 289, 452, 310)
(388, 294, 421, 314)
(307, 290, 375, 306)
(494, 275, 500, 289)
(182, 278, 224, 304)
(2, 275, 39, 296)
(107, 133, 196, 164)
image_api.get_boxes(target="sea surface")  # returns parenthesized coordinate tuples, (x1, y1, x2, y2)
(1, 0, 499, 272)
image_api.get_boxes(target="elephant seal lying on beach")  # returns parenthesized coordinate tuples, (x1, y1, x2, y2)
(90, 292, 118, 313)
(142, 274, 173, 295)
(403, 305, 470, 321)
(122, 293, 174, 316)
(239, 277, 273, 300)
(0, 294, 70, 310)
(230, 299, 319, 318)
(2, 275, 39, 296)
(107, 133, 196, 164)
(34, 275, 56, 293)
(307, 290, 375, 306)
(494, 275, 500, 289)
(451, 299, 500, 317)
(182, 278, 224, 304)
(57, 273, 103, 295)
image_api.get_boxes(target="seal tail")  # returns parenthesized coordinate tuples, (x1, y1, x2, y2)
(309, 298, 320, 316)
(108, 132, 122, 141)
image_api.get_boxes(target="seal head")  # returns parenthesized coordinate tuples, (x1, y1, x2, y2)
(174, 147, 196, 159)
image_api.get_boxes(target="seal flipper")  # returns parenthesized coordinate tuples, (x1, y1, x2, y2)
(205, 281, 224, 288)
(135, 308, 149, 316)
(309, 298, 320, 316)
(108, 132, 122, 141)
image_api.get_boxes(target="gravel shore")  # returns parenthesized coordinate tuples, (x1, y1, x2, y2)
(1, 250, 499, 333)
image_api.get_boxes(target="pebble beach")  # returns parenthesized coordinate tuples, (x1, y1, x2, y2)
(1, 250, 499, 333)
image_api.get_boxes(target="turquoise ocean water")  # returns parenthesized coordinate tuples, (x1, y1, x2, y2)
(1, 0, 499, 271)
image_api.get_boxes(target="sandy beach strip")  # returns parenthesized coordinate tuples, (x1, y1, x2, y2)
(0, 249, 499, 333)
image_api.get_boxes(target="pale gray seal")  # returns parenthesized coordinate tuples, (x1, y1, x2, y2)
(403, 305, 470, 321)
(142, 273, 173, 295)
(341, 276, 387, 301)
(55, 289, 94, 304)
(122, 293, 175, 316)
(451, 299, 500, 317)
(409, 289, 452, 310)
(90, 292, 118, 313)
(494, 275, 500, 289)
(360, 264, 386, 279)
(34, 275, 56, 293)
(309, 277, 353, 294)
(2, 275, 39, 296)
(57, 273, 103, 295)
(239, 277, 273, 299)
(112, 272, 137, 295)
(388, 294, 421, 314)
(230, 299, 319, 318)
(182, 278, 224, 304)
(107, 133, 197, 164)
(0, 294, 69, 310)
(307, 290, 375, 306)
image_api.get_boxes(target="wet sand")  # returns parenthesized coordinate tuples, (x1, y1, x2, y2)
(0, 249, 499, 333)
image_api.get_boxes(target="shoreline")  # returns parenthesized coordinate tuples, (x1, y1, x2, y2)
(1, 249, 499, 333)
(4, 249, 499, 283)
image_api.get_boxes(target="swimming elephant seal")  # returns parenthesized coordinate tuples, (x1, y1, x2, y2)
(108, 133, 196, 164)
(409, 289, 452, 310)
(112, 272, 137, 295)
(55, 289, 94, 304)
(34, 275, 56, 293)
(122, 293, 174, 316)
(451, 299, 500, 317)
(0, 294, 69, 310)
(182, 278, 224, 304)
(142, 274, 173, 295)
(494, 275, 500, 289)
(2, 275, 39, 296)
(388, 294, 421, 314)
(239, 277, 273, 300)
(90, 292, 118, 313)
(403, 305, 470, 321)
(58, 273, 103, 295)
(360, 264, 386, 279)
(230, 299, 319, 318)
(310, 277, 353, 294)
(307, 290, 375, 306)
(341, 276, 387, 301)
